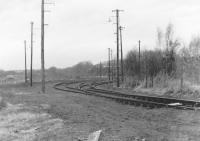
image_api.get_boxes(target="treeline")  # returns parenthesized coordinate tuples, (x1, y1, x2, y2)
(123, 24, 178, 87)
(47, 61, 107, 80)
(123, 23, 200, 88)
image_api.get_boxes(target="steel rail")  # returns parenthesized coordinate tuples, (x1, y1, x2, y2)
(53, 81, 200, 110)
(86, 89, 194, 110)
(90, 88, 200, 107)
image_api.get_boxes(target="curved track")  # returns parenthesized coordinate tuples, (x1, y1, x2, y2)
(53, 81, 86, 94)
(54, 81, 200, 110)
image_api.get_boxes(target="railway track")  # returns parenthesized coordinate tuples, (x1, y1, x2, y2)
(53, 81, 200, 110)
(53, 81, 86, 94)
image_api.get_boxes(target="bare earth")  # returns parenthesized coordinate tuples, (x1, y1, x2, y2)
(0, 83, 200, 141)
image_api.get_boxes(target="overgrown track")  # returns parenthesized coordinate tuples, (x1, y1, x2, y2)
(54, 81, 200, 110)
(53, 81, 86, 94)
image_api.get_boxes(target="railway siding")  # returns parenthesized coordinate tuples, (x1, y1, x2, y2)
(54, 81, 200, 110)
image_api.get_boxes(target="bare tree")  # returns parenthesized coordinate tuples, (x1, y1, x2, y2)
(156, 27, 163, 49)
(189, 36, 200, 57)
(179, 36, 200, 83)
(163, 23, 180, 75)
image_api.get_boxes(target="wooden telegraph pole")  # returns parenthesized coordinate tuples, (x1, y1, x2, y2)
(112, 9, 123, 87)
(119, 26, 124, 82)
(30, 22, 34, 87)
(40, 0, 54, 93)
(139, 40, 141, 80)
(100, 62, 102, 79)
(111, 49, 114, 81)
(115, 9, 120, 87)
(41, 0, 45, 93)
(24, 40, 28, 83)
(108, 48, 111, 81)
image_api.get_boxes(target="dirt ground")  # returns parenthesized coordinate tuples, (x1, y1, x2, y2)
(0, 83, 200, 141)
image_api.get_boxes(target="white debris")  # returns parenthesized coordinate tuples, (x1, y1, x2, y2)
(87, 130, 102, 141)
(168, 103, 182, 106)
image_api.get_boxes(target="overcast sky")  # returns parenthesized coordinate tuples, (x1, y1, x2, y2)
(0, 0, 200, 70)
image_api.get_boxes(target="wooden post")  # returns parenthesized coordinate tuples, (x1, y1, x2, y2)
(119, 26, 124, 82)
(24, 40, 27, 83)
(139, 40, 141, 80)
(41, 0, 45, 93)
(30, 22, 34, 86)
(108, 48, 111, 81)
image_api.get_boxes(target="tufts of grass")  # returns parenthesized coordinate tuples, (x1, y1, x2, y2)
(0, 97, 7, 110)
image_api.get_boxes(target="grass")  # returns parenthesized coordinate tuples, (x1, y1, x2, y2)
(122, 73, 200, 99)
(0, 82, 200, 140)
(0, 98, 7, 110)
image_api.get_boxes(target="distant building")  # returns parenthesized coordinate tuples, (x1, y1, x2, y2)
(0, 75, 17, 84)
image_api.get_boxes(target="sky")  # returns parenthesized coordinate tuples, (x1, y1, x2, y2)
(1, 0, 200, 70)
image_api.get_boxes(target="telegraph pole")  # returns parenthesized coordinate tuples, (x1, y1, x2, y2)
(24, 40, 27, 84)
(119, 26, 124, 82)
(100, 62, 102, 79)
(145, 51, 148, 88)
(40, 0, 54, 92)
(96, 64, 98, 78)
(112, 9, 123, 87)
(115, 9, 119, 87)
(30, 22, 34, 87)
(113, 57, 116, 80)
(41, 0, 45, 93)
(139, 40, 141, 80)
(111, 49, 114, 81)
(108, 48, 111, 81)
